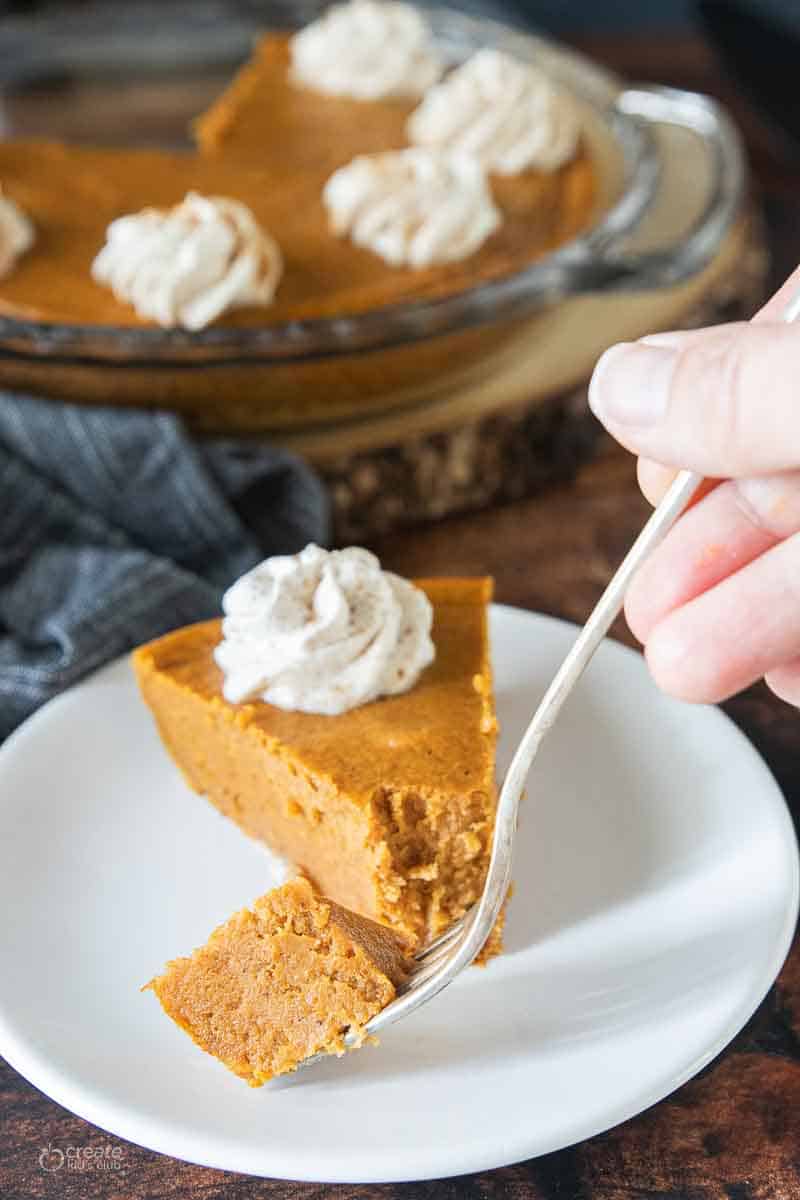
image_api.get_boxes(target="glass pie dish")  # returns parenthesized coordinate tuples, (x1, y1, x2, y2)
(0, 5, 746, 433)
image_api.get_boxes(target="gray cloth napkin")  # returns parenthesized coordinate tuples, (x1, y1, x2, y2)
(0, 393, 331, 740)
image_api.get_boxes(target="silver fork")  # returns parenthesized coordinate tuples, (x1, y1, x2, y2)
(364, 464, 703, 1040)
(317, 292, 800, 1059)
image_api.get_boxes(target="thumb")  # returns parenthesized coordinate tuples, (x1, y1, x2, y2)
(588, 321, 800, 477)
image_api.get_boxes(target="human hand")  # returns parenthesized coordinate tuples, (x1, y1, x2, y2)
(587, 266, 800, 707)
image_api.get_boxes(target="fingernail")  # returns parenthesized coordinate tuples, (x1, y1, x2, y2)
(588, 342, 678, 427)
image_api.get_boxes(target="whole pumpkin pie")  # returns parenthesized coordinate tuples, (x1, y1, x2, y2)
(146, 877, 412, 1084)
(133, 576, 499, 949)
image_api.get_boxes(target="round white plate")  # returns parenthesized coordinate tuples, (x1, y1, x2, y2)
(0, 607, 796, 1183)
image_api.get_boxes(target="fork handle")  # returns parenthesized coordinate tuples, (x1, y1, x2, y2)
(506, 467, 703, 786)
(449, 466, 707, 974)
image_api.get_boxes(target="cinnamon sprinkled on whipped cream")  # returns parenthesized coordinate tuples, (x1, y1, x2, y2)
(290, 0, 443, 100)
(214, 544, 435, 715)
(0, 190, 34, 280)
(323, 148, 501, 269)
(408, 48, 581, 174)
(91, 192, 283, 330)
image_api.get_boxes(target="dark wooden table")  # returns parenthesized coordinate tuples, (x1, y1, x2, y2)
(2, 30, 800, 1200)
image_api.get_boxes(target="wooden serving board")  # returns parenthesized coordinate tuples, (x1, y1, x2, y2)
(278, 212, 768, 540)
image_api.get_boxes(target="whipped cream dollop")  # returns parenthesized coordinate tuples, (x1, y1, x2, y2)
(323, 148, 501, 269)
(91, 192, 283, 330)
(290, 0, 443, 100)
(214, 544, 435, 715)
(0, 191, 34, 279)
(407, 48, 581, 174)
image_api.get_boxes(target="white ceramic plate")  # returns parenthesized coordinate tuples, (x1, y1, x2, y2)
(0, 607, 796, 1183)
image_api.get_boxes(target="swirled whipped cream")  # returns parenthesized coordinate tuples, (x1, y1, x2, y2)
(91, 192, 283, 330)
(323, 148, 501, 268)
(214, 544, 435, 715)
(407, 48, 581, 174)
(0, 191, 34, 279)
(290, 0, 443, 100)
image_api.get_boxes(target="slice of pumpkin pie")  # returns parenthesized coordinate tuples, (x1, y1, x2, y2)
(132, 546, 499, 950)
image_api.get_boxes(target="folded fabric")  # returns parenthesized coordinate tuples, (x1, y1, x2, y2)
(0, 392, 330, 740)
